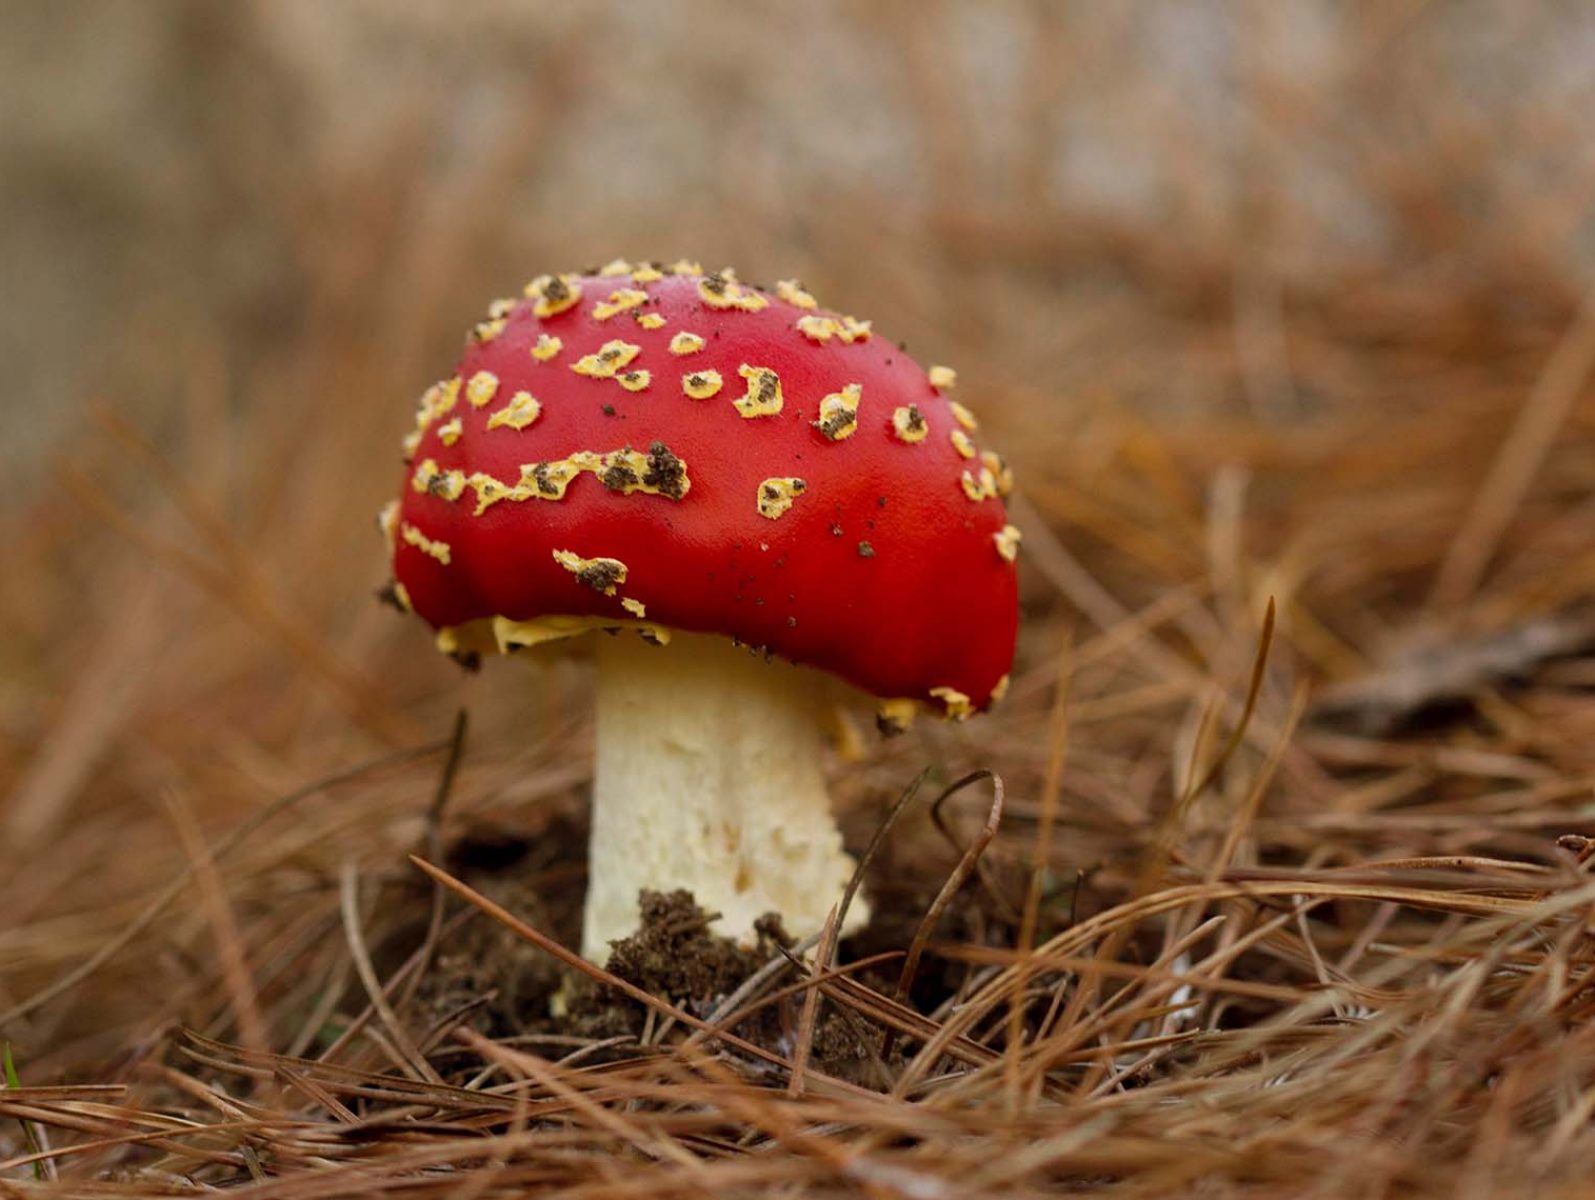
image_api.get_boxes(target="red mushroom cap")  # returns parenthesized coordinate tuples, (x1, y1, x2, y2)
(384, 261, 1019, 717)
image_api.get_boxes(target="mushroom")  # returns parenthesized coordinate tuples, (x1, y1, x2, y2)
(385, 262, 1019, 959)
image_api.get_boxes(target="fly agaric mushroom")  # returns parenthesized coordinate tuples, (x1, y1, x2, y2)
(384, 261, 1019, 958)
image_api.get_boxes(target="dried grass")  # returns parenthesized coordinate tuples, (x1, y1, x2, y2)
(4, 4, 1595, 1196)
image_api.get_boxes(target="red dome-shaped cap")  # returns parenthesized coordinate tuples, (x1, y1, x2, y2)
(383, 261, 1020, 719)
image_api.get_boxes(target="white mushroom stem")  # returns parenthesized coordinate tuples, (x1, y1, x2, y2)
(582, 630, 868, 959)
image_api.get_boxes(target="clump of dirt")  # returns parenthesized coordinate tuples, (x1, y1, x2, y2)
(605, 890, 785, 1004)
(559, 891, 790, 1044)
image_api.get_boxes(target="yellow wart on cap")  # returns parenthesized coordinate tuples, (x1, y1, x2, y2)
(402, 430, 422, 461)
(529, 274, 582, 318)
(950, 400, 978, 431)
(682, 369, 723, 399)
(616, 369, 651, 392)
(635, 312, 666, 330)
(466, 370, 500, 408)
(735, 364, 784, 418)
(632, 263, 664, 283)
(593, 288, 649, 321)
(598, 258, 634, 277)
(928, 365, 957, 389)
(950, 429, 976, 459)
(593, 443, 690, 499)
(391, 580, 414, 612)
(572, 340, 643, 378)
(487, 297, 518, 319)
(990, 673, 1011, 703)
(757, 477, 807, 519)
(516, 459, 582, 503)
(994, 524, 1022, 562)
(621, 597, 647, 618)
(775, 279, 818, 309)
(468, 442, 690, 512)
(892, 404, 928, 443)
(401, 523, 451, 565)
(669, 258, 704, 276)
(414, 376, 461, 433)
(669, 331, 706, 355)
(411, 459, 466, 502)
(487, 391, 541, 431)
(798, 314, 872, 344)
(472, 317, 508, 344)
(814, 383, 862, 441)
(929, 686, 973, 720)
(438, 417, 464, 446)
(553, 549, 629, 595)
(532, 333, 564, 361)
(960, 468, 998, 502)
(981, 449, 1014, 496)
(699, 269, 769, 313)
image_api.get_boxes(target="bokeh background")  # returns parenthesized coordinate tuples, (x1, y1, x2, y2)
(5, 0, 1595, 1139)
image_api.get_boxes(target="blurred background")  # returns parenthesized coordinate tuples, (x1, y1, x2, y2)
(4, 1, 1595, 1069)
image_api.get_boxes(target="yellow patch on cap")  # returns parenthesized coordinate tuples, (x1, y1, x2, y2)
(990, 673, 1011, 703)
(552, 549, 628, 595)
(487, 297, 518, 319)
(593, 288, 649, 321)
(981, 450, 1014, 496)
(621, 597, 647, 618)
(437, 417, 464, 446)
(669, 258, 704, 275)
(466, 370, 500, 408)
(929, 686, 973, 720)
(994, 524, 1022, 562)
(572, 340, 642, 378)
(402, 430, 422, 461)
(632, 264, 664, 283)
(472, 317, 507, 344)
(735, 364, 783, 418)
(950, 429, 976, 459)
(669, 331, 706, 355)
(928, 365, 957, 389)
(528, 274, 582, 318)
(401, 523, 451, 565)
(598, 258, 634, 277)
(515, 459, 582, 503)
(814, 382, 862, 441)
(699, 270, 769, 312)
(756, 476, 807, 520)
(960, 467, 999, 502)
(466, 442, 690, 513)
(411, 459, 466, 502)
(775, 279, 818, 309)
(486, 391, 541, 432)
(531, 333, 564, 362)
(682, 369, 723, 399)
(950, 400, 978, 431)
(795, 313, 872, 345)
(635, 312, 666, 330)
(616, 369, 651, 392)
(414, 376, 461, 432)
(892, 404, 929, 443)
(592, 443, 690, 499)
(391, 580, 414, 612)
(467, 473, 519, 514)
